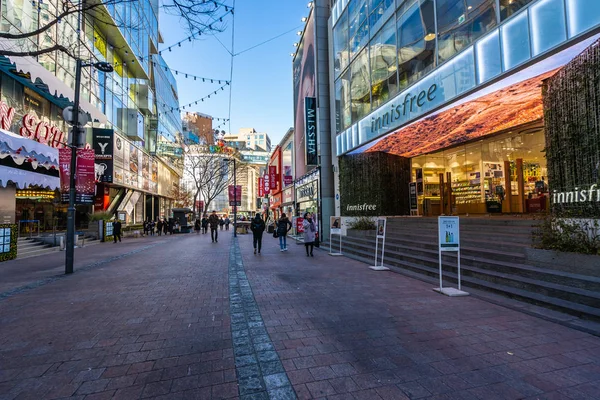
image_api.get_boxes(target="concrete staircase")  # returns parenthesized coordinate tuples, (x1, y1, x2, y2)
(16, 235, 102, 260)
(332, 217, 600, 322)
(16, 237, 58, 259)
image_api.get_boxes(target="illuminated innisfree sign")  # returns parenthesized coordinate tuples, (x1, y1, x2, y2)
(553, 185, 600, 204)
(370, 83, 437, 134)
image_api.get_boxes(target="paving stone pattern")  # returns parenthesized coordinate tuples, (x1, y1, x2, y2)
(228, 238, 297, 400)
(240, 234, 600, 400)
(1, 230, 600, 399)
(0, 233, 237, 399)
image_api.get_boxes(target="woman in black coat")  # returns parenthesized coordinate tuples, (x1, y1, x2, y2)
(276, 213, 293, 252)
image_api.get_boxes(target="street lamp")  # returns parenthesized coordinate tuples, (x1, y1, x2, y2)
(64, 59, 113, 274)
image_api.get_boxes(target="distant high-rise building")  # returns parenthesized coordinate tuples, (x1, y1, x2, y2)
(224, 128, 271, 152)
(182, 112, 215, 145)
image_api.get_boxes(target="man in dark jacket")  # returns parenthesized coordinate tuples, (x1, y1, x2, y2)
(208, 210, 220, 242)
(250, 213, 266, 254)
(113, 219, 122, 243)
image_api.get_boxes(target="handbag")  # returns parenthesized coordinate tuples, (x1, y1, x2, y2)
(273, 230, 278, 238)
(314, 231, 320, 247)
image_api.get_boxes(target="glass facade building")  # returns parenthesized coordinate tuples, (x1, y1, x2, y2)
(332, 0, 600, 155)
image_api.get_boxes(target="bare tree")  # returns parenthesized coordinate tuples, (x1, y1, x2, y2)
(169, 183, 193, 209)
(0, 0, 230, 58)
(184, 145, 245, 215)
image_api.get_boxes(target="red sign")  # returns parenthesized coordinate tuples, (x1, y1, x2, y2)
(296, 217, 304, 233)
(0, 100, 67, 148)
(94, 185, 110, 212)
(263, 173, 270, 195)
(269, 166, 277, 190)
(258, 177, 264, 197)
(195, 200, 205, 212)
(59, 148, 95, 204)
(228, 185, 242, 206)
(284, 175, 293, 186)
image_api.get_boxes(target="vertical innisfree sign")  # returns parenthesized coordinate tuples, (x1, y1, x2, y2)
(304, 97, 318, 165)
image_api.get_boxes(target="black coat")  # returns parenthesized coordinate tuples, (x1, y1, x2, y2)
(113, 221, 122, 234)
(276, 218, 292, 236)
(250, 217, 265, 234)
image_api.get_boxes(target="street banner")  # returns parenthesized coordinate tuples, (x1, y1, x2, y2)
(263, 173, 270, 195)
(76, 148, 95, 204)
(269, 166, 277, 190)
(296, 217, 304, 233)
(258, 177, 264, 197)
(92, 128, 113, 183)
(59, 148, 95, 204)
(228, 185, 242, 206)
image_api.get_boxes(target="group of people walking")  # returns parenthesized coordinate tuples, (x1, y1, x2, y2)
(194, 211, 230, 242)
(249, 212, 317, 256)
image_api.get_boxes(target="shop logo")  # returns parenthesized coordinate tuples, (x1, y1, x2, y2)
(0, 100, 66, 148)
(346, 203, 377, 211)
(299, 185, 314, 198)
(553, 185, 600, 204)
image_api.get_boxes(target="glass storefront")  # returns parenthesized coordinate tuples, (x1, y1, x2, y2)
(412, 127, 548, 215)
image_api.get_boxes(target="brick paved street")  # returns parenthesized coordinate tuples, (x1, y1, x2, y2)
(1, 231, 600, 399)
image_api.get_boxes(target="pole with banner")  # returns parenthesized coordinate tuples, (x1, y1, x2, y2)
(329, 216, 343, 256)
(434, 216, 469, 296)
(370, 217, 389, 271)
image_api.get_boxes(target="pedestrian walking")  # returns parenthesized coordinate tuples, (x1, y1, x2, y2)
(275, 213, 292, 252)
(168, 219, 174, 235)
(150, 220, 155, 236)
(201, 215, 208, 234)
(157, 219, 163, 236)
(208, 210, 220, 242)
(250, 212, 265, 254)
(224, 216, 230, 230)
(163, 218, 168, 235)
(219, 217, 225, 231)
(194, 218, 201, 234)
(113, 219, 122, 243)
(302, 212, 316, 257)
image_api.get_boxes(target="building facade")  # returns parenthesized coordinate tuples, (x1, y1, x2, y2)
(224, 128, 272, 152)
(0, 0, 183, 231)
(330, 0, 600, 217)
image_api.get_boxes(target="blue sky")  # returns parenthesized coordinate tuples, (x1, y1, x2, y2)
(159, 1, 310, 145)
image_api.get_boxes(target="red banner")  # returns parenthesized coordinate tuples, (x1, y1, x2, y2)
(228, 185, 242, 206)
(263, 173, 270, 195)
(258, 177, 264, 197)
(296, 217, 304, 233)
(59, 148, 95, 204)
(269, 166, 277, 190)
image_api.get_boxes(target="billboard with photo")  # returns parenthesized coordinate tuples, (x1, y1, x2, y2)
(292, 11, 316, 177)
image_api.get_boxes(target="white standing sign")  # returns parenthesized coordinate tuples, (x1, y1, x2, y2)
(434, 217, 469, 296)
(329, 216, 343, 256)
(370, 217, 389, 271)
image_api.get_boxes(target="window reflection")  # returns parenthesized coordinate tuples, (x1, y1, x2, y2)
(397, 0, 436, 90)
(349, 0, 369, 58)
(437, 0, 498, 63)
(350, 49, 371, 123)
(499, 0, 534, 20)
(370, 18, 398, 109)
(333, 10, 350, 77)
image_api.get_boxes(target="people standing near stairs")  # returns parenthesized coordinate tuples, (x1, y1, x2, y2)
(113, 219, 122, 243)
(276, 213, 293, 252)
(302, 212, 316, 257)
(250, 213, 265, 254)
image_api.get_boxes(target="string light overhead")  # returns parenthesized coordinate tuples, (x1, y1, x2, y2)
(151, 61, 229, 84)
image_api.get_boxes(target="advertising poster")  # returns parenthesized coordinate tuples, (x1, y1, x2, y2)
(59, 148, 95, 204)
(409, 182, 418, 211)
(0, 224, 17, 261)
(439, 216, 460, 251)
(269, 166, 277, 190)
(103, 220, 114, 242)
(296, 217, 304, 233)
(292, 12, 315, 175)
(258, 177, 264, 197)
(142, 153, 149, 191)
(330, 216, 341, 234)
(376, 218, 386, 239)
(59, 148, 71, 202)
(93, 128, 114, 183)
(129, 143, 138, 188)
(228, 185, 242, 206)
(75, 148, 95, 204)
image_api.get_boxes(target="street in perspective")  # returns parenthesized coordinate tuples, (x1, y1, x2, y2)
(1, 0, 600, 399)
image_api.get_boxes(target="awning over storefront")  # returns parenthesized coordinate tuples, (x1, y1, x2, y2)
(0, 40, 107, 124)
(0, 128, 59, 189)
